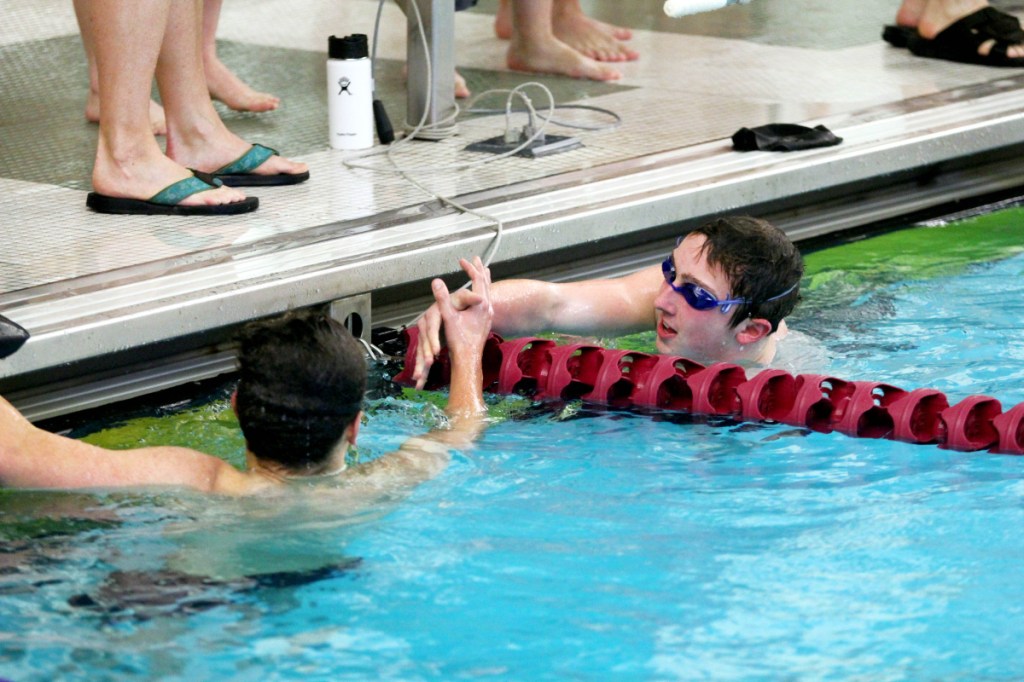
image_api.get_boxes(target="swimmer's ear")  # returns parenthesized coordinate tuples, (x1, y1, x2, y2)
(346, 411, 363, 445)
(734, 317, 773, 346)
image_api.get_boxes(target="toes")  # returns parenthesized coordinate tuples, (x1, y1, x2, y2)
(592, 64, 622, 81)
(254, 154, 307, 176)
(976, 38, 1024, 59)
(454, 71, 471, 99)
(184, 185, 247, 207)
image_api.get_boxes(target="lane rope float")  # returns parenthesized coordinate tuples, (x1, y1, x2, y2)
(391, 328, 1024, 455)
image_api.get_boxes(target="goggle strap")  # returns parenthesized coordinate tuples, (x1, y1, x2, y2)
(761, 281, 798, 304)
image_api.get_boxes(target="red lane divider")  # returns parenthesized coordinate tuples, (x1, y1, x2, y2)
(887, 388, 949, 444)
(391, 329, 1024, 455)
(939, 395, 1001, 451)
(993, 402, 1024, 454)
(833, 381, 906, 440)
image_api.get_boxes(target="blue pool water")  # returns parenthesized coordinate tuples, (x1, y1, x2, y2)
(2, 219, 1024, 680)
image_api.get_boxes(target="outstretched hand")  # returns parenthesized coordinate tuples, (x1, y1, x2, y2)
(413, 257, 489, 388)
(428, 257, 493, 419)
(382, 258, 493, 481)
(431, 256, 493, 361)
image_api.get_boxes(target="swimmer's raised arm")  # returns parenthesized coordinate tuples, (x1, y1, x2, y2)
(433, 257, 493, 428)
(356, 257, 494, 483)
(412, 263, 661, 389)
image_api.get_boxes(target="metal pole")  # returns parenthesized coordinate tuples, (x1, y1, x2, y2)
(406, 0, 458, 138)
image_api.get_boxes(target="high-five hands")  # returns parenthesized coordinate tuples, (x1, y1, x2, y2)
(414, 257, 492, 390)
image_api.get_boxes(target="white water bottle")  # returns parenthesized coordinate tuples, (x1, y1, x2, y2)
(327, 34, 374, 150)
(664, 0, 751, 17)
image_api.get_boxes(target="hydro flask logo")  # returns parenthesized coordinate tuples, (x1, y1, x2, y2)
(338, 76, 353, 95)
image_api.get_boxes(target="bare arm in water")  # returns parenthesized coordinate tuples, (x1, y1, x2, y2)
(0, 259, 494, 495)
(0, 397, 255, 494)
(411, 263, 662, 389)
(353, 256, 495, 485)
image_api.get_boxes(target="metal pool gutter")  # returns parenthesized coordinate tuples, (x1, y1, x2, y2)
(6, 83, 1024, 420)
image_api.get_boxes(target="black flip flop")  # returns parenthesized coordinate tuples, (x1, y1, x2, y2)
(86, 171, 259, 215)
(904, 8, 1024, 67)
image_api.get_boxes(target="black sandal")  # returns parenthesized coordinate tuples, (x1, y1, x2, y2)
(903, 7, 1024, 67)
(882, 24, 915, 49)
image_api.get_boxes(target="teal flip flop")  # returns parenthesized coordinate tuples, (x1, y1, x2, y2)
(86, 170, 259, 216)
(213, 143, 310, 187)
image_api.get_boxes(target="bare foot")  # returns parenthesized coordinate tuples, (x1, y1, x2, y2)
(552, 4, 639, 62)
(85, 90, 167, 136)
(455, 70, 471, 99)
(402, 64, 471, 99)
(580, 15, 633, 42)
(912, 0, 1024, 58)
(894, 0, 927, 27)
(204, 57, 280, 113)
(507, 35, 622, 81)
(166, 125, 308, 181)
(495, 0, 633, 42)
(494, 0, 514, 39)
(92, 142, 248, 207)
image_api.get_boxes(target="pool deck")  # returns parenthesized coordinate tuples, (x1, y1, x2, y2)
(3, 0, 1024, 419)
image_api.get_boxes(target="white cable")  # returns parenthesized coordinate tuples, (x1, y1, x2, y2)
(370, 0, 384, 82)
(351, 1, 618, 327)
(343, 83, 558, 174)
(355, 335, 387, 361)
(466, 102, 622, 132)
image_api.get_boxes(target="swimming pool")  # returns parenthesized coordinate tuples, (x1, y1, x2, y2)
(3, 208, 1024, 680)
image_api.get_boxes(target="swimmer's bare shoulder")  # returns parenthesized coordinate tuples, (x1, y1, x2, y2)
(771, 327, 830, 375)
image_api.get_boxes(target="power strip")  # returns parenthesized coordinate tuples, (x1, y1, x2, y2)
(465, 132, 583, 158)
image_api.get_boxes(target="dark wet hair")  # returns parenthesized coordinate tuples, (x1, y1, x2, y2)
(690, 216, 803, 331)
(234, 310, 367, 472)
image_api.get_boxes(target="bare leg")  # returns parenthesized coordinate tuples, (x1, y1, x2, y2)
(895, 0, 928, 26)
(87, 0, 244, 207)
(495, 0, 633, 41)
(157, 0, 307, 179)
(73, 0, 166, 135)
(201, 0, 281, 112)
(506, 0, 622, 80)
(897, 0, 1024, 57)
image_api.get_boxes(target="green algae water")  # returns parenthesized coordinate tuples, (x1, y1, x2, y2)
(3, 209, 1024, 681)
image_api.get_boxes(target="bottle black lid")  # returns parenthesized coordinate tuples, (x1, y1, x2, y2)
(329, 34, 369, 60)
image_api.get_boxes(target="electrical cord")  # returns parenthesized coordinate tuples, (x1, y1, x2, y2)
(465, 102, 622, 132)
(353, 0, 622, 326)
(355, 334, 388, 361)
(370, 0, 395, 143)
(344, 83, 558, 173)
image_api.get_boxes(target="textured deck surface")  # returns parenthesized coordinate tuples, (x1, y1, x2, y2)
(3, 0, 1024, 415)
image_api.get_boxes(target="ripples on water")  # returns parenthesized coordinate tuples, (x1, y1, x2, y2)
(4, 226, 1024, 680)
